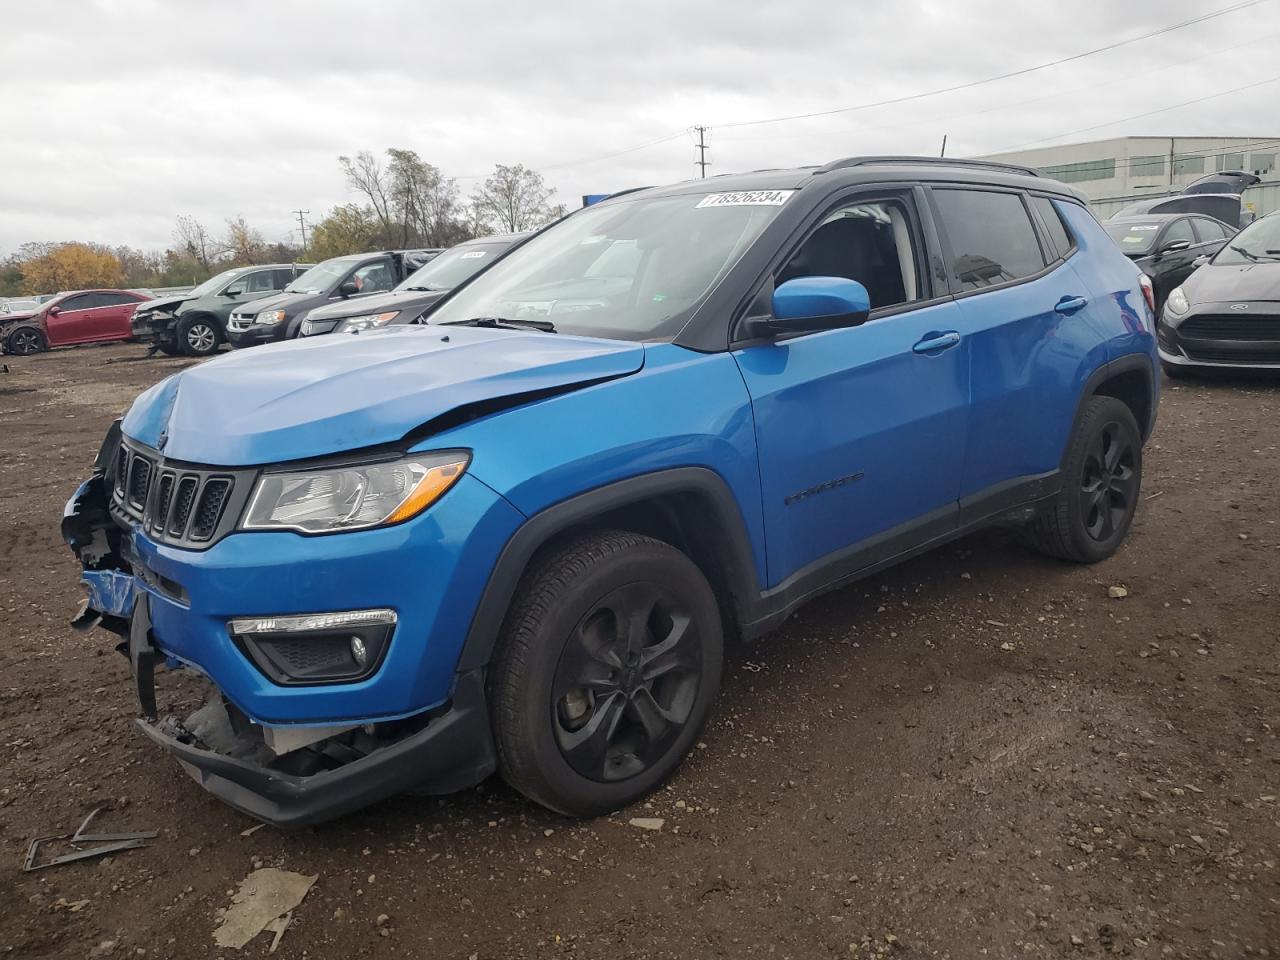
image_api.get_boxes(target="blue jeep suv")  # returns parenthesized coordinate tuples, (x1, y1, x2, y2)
(63, 157, 1159, 827)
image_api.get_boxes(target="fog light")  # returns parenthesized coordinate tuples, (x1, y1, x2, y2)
(228, 608, 396, 685)
(350, 636, 368, 668)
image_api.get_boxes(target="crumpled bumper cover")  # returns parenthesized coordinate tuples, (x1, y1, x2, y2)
(137, 669, 496, 829)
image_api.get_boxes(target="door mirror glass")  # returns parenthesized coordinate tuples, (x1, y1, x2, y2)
(47, 305, 60, 316)
(223, 285, 244, 297)
(1159, 238, 1192, 254)
(760, 276, 870, 336)
(338, 279, 360, 297)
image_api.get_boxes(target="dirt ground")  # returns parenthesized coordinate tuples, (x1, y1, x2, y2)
(1, 342, 1277, 960)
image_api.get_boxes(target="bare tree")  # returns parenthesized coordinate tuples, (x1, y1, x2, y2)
(224, 216, 267, 265)
(174, 215, 216, 270)
(471, 164, 559, 234)
(340, 151, 396, 245)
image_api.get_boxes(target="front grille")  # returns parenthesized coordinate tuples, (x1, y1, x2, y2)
(1180, 314, 1280, 341)
(108, 438, 257, 550)
(190, 479, 232, 541)
(127, 454, 153, 510)
(1183, 344, 1280, 364)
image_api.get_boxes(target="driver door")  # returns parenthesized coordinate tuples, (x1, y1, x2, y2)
(732, 189, 969, 589)
(45, 293, 100, 345)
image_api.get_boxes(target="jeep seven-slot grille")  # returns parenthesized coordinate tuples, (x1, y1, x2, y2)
(110, 440, 254, 549)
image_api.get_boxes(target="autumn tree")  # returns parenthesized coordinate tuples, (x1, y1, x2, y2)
(224, 215, 267, 265)
(307, 204, 379, 260)
(471, 164, 561, 233)
(19, 242, 124, 294)
(174, 215, 218, 271)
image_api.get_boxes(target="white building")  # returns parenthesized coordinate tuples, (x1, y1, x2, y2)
(978, 136, 1280, 219)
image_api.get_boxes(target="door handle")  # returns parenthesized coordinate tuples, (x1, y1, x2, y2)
(912, 330, 961, 354)
(1054, 295, 1089, 315)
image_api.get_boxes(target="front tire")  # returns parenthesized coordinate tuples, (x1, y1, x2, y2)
(5, 326, 46, 355)
(176, 315, 221, 357)
(1028, 396, 1142, 563)
(489, 531, 723, 817)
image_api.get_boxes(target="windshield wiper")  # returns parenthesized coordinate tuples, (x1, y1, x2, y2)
(1227, 244, 1280, 262)
(440, 316, 557, 333)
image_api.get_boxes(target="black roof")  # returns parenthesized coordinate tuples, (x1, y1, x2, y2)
(607, 155, 1084, 206)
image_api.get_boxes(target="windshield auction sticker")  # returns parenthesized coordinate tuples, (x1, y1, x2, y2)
(696, 190, 795, 208)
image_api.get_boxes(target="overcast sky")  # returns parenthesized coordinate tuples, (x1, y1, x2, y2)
(2, 0, 1276, 255)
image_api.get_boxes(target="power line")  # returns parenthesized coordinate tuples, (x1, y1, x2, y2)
(693, 126, 711, 178)
(292, 209, 309, 249)
(989, 76, 1280, 153)
(713, 0, 1267, 131)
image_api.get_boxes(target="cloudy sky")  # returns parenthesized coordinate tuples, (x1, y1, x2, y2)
(2, 0, 1276, 255)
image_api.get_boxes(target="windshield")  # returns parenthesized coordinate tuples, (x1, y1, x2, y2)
(1104, 221, 1162, 256)
(1214, 214, 1280, 264)
(188, 268, 243, 298)
(287, 258, 356, 294)
(399, 241, 514, 292)
(427, 191, 791, 341)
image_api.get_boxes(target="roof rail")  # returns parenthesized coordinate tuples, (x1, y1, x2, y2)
(816, 155, 1041, 178)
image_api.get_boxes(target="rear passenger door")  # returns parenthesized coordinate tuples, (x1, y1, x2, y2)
(928, 187, 1104, 510)
(733, 187, 970, 587)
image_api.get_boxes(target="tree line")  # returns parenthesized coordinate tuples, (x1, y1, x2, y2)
(0, 152, 565, 296)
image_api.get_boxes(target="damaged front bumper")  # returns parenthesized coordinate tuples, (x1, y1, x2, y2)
(60, 423, 499, 827)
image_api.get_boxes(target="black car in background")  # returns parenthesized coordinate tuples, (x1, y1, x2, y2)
(1158, 211, 1280, 377)
(298, 233, 529, 338)
(225, 248, 439, 347)
(1104, 214, 1235, 314)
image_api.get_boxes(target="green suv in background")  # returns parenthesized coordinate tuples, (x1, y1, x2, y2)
(131, 263, 311, 356)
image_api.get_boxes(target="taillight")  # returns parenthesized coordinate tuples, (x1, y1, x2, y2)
(1138, 274, 1156, 318)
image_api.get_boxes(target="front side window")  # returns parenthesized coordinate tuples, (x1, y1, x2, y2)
(1161, 219, 1195, 246)
(776, 198, 921, 311)
(1214, 215, 1280, 264)
(1192, 218, 1229, 242)
(57, 294, 94, 312)
(352, 260, 394, 294)
(428, 191, 789, 341)
(932, 189, 1046, 290)
(242, 270, 278, 294)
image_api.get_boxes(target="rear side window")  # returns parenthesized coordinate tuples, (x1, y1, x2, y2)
(1031, 196, 1075, 259)
(932, 189, 1046, 290)
(1192, 218, 1230, 242)
(97, 292, 134, 306)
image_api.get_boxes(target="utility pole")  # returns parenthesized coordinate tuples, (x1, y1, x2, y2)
(694, 126, 710, 178)
(939, 134, 948, 158)
(293, 209, 310, 250)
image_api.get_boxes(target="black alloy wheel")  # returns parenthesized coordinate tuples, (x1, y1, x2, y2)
(6, 327, 45, 355)
(552, 582, 703, 782)
(1079, 419, 1137, 543)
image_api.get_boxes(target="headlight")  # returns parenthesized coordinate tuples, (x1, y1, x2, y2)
(1165, 287, 1190, 316)
(338, 311, 401, 333)
(254, 309, 286, 325)
(242, 451, 469, 534)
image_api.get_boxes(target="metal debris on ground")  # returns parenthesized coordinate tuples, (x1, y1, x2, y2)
(23, 806, 158, 871)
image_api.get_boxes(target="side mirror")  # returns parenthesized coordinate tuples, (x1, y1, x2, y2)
(1191, 254, 1211, 268)
(746, 277, 871, 338)
(47, 306, 60, 316)
(338, 280, 360, 298)
(1159, 238, 1192, 255)
(224, 285, 244, 297)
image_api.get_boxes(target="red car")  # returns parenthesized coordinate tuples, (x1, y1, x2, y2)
(0, 289, 151, 355)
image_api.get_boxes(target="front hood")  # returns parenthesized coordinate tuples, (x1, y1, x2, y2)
(134, 294, 192, 315)
(1, 309, 36, 324)
(307, 289, 444, 323)
(1184, 263, 1280, 305)
(121, 325, 644, 465)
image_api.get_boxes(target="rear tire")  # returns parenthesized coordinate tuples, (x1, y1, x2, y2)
(5, 326, 46, 355)
(489, 531, 723, 817)
(177, 315, 221, 357)
(1028, 396, 1142, 563)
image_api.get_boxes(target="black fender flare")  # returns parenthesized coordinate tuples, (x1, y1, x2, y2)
(455, 466, 762, 672)
(1067, 352, 1157, 455)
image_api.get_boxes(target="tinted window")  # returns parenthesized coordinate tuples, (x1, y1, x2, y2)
(352, 260, 395, 294)
(1031, 196, 1074, 259)
(58, 294, 95, 311)
(96, 292, 134, 306)
(1192, 218, 1229, 242)
(243, 271, 278, 294)
(777, 198, 922, 310)
(1161, 219, 1195, 246)
(932, 189, 1046, 290)
(272, 268, 297, 289)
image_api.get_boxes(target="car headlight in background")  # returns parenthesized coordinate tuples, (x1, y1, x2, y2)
(242, 451, 470, 533)
(254, 309, 286, 326)
(1165, 286, 1190, 316)
(338, 311, 401, 333)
